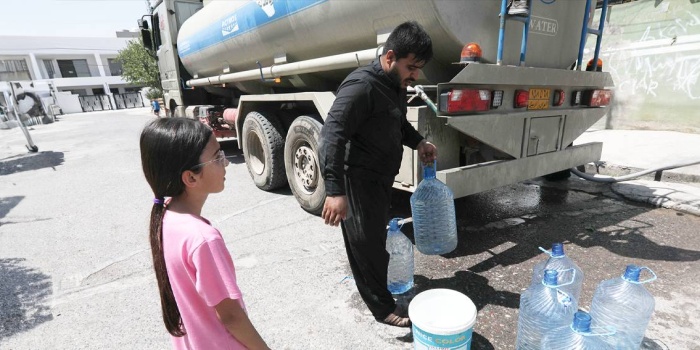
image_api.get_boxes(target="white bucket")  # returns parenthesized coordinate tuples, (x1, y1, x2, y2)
(408, 289, 477, 350)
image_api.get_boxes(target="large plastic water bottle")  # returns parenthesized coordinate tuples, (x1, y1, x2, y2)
(589, 265, 657, 349)
(386, 218, 414, 295)
(540, 311, 617, 350)
(516, 269, 578, 350)
(531, 243, 584, 303)
(410, 161, 457, 255)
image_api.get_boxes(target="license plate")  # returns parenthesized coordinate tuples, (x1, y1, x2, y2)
(528, 88, 550, 110)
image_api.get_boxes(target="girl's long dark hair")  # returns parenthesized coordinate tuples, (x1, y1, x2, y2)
(139, 118, 212, 336)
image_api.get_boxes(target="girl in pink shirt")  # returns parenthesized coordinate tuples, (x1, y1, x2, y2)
(140, 118, 269, 350)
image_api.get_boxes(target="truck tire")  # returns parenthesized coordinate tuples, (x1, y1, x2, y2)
(284, 115, 325, 215)
(242, 111, 287, 190)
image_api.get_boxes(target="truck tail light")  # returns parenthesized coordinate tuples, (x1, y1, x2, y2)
(514, 90, 529, 108)
(440, 89, 491, 113)
(583, 89, 612, 107)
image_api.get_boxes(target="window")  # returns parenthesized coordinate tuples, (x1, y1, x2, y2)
(43, 60, 56, 78)
(57, 59, 91, 78)
(108, 59, 123, 76)
(0, 59, 31, 81)
(0, 59, 29, 73)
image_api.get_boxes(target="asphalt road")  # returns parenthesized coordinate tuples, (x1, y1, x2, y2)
(1, 109, 699, 349)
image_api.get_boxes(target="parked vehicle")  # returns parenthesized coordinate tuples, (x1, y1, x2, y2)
(140, 0, 613, 214)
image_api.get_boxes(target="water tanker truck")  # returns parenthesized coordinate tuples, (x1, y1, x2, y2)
(140, 0, 613, 214)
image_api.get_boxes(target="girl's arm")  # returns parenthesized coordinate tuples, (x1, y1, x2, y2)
(214, 298, 270, 350)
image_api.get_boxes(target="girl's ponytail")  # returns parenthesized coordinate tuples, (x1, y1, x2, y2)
(149, 200, 185, 336)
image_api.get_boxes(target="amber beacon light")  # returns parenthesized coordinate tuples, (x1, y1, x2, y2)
(460, 42, 482, 63)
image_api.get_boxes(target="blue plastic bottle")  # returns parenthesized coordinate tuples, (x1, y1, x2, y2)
(386, 218, 414, 295)
(589, 265, 656, 349)
(410, 161, 457, 255)
(531, 243, 585, 303)
(540, 311, 616, 350)
(516, 270, 579, 350)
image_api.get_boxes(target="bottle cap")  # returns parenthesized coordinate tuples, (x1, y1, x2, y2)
(551, 243, 564, 257)
(423, 161, 436, 179)
(389, 218, 401, 231)
(543, 269, 558, 286)
(572, 311, 592, 332)
(623, 264, 642, 282)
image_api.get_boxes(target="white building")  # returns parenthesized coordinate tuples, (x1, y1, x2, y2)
(0, 32, 145, 114)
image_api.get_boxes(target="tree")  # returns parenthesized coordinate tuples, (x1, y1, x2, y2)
(116, 39, 162, 98)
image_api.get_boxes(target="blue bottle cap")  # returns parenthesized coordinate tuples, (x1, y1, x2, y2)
(423, 164, 436, 179)
(623, 264, 642, 282)
(572, 311, 592, 332)
(543, 269, 558, 286)
(389, 218, 401, 232)
(551, 243, 564, 257)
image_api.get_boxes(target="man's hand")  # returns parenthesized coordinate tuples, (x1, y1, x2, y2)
(322, 195, 347, 227)
(417, 139, 438, 164)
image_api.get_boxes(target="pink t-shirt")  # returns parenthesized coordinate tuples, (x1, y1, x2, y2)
(162, 211, 247, 350)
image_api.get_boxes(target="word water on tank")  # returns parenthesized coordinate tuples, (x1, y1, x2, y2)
(531, 243, 584, 304)
(410, 161, 457, 255)
(516, 269, 578, 350)
(541, 311, 617, 350)
(589, 265, 657, 349)
(386, 218, 414, 295)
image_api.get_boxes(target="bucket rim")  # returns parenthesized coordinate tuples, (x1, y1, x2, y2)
(408, 288, 477, 335)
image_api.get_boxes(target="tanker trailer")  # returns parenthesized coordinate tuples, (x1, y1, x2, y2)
(141, 0, 613, 214)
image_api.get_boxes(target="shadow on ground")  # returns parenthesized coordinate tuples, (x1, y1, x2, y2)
(0, 151, 65, 176)
(0, 258, 53, 340)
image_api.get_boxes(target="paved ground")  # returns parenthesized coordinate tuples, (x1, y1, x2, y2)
(1, 109, 699, 349)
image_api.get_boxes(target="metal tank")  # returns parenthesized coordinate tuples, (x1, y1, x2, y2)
(177, 0, 588, 92)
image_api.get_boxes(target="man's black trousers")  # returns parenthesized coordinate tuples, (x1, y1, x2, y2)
(340, 169, 395, 320)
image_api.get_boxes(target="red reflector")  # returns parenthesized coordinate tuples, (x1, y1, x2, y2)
(445, 89, 491, 112)
(553, 90, 565, 106)
(585, 89, 613, 107)
(514, 90, 529, 108)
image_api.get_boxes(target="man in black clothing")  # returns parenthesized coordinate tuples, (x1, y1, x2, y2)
(319, 21, 438, 328)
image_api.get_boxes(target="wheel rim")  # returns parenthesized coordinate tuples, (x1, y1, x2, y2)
(246, 130, 265, 175)
(292, 143, 318, 194)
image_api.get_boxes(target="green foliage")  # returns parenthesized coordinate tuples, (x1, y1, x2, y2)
(144, 88, 162, 100)
(116, 39, 162, 96)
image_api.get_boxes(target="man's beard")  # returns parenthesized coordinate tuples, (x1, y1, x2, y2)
(388, 66, 411, 88)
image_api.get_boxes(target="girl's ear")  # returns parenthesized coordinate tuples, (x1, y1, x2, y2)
(181, 170, 199, 188)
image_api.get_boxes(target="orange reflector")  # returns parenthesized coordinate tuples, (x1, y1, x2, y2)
(460, 43, 483, 63)
(514, 90, 529, 108)
(440, 89, 491, 113)
(584, 89, 612, 107)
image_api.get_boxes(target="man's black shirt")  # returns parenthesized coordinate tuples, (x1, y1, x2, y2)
(320, 60, 424, 196)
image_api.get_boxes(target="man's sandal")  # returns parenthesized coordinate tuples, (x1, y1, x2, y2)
(381, 312, 411, 328)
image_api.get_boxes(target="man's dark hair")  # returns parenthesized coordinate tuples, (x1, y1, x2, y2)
(383, 21, 433, 64)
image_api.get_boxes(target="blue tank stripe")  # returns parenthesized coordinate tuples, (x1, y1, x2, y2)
(178, 0, 327, 58)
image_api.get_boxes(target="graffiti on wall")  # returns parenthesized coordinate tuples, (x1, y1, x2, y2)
(604, 9, 700, 101)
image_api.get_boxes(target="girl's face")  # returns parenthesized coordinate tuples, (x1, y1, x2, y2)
(195, 135, 228, 193)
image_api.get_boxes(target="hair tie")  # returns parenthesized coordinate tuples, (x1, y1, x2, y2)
(153, 198, 164, 205)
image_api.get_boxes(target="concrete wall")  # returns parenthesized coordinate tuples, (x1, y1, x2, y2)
(594, 0, 700, 132)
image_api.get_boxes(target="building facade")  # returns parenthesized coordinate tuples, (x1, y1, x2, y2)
(0, 32, 145, 115)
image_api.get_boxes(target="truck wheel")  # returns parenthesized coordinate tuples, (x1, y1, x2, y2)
(284, 115, 325, 215)
(242, 111, 287, 190)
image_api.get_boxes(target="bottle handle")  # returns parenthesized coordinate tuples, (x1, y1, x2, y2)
(391, 217, 406, 230)
(625, 266, 657, 284)
(543, 268, 576, 288)
(574, 325, 616, 337)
